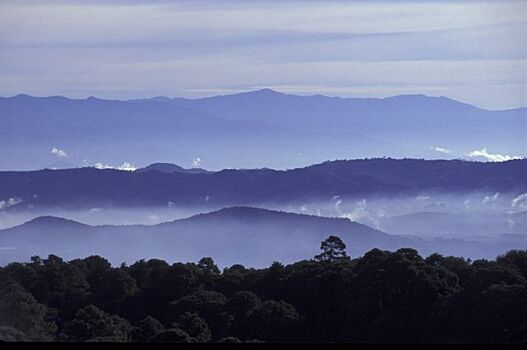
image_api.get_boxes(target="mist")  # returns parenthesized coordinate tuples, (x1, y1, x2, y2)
(1, 191, 526, 268)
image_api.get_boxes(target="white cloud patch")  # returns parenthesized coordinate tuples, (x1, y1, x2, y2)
(467, 148, 522, 162)
(192, 157, 202, 167)
(148, 214, 160, 223)
(0, 197, 23, 210)
(432, 146, 451, 154)
(51, 146, 68, 158)
(94, 161, 137, 171)
(482, 192, 500, 204)
(512, 193, 527, 210)
(339, 198, 381, 228)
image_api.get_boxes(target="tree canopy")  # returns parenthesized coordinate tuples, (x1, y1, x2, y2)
(0, 236, 526, 343)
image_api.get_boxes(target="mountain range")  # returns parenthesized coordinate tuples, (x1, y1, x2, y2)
(0, 158, 526, 211)
(1, 206, 524, 267)
(1, 89, 525, 170)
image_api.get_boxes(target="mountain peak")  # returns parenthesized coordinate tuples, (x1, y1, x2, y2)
(23, 216, 89, 228)
(237, 88, 284, 97)
(254, 88, 280, 94)
(136, 163, 212, 174)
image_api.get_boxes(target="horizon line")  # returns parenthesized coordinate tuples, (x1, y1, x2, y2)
(3, 89, 526, 112)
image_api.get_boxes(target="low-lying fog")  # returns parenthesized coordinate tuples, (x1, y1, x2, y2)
(2, 191, 526, 239)
(1, 191, 526, 266)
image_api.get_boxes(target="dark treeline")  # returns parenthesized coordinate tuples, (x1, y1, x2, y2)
(0, 235, 526, 343)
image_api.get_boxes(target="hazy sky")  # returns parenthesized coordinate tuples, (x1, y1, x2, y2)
(1, 0, 526, 109)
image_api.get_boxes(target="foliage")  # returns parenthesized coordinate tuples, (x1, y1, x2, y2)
(1, 238, 526, 343)
(314, 235, 350, 262)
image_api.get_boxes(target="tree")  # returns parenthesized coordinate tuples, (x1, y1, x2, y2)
(89, 268, 138, 311)
(131, 316, 164, 343)
(227, 291, 262, 318)
(148, 328, 193, 343)
(175, 312, 212, 342)
(0, 326, 28, 342)
(198, 257, 220, 275)
(246, 300, 300, 341)
(0, 280, 57, 341)
(169, 290, 230, 338)
(63, 305, 132, 342)
(314, 235, 350, 262)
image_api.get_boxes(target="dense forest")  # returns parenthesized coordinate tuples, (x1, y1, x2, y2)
(0, 235, 526, 343)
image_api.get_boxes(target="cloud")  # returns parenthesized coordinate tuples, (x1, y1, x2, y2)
(0, 197, 23, 210)
(118, 162, 137, 171)
(51, 146, 68, 158)
(339, 198, 380, 228)
(94, 161, 137, 171)
(512, 193, 527, 209)
(431, 146, 450, 154)
(1, 1, 526, 109)
(148, 213, 161, 223)
(482, 192, 499, 204)
(192, 157, 202, 167)
(467, 147, 522, 162)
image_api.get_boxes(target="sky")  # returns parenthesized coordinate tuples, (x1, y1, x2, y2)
(0, 0, 526, 109)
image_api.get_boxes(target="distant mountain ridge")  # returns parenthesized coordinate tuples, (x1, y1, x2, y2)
(1, 90, 525, 170)
(2, 206, 524, 267)
(136, 163, 213, 174)
(0, 158, 525, 211)
(0, 206, 401, 267)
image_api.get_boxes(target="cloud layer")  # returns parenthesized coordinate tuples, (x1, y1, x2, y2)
(1, 0, 526, 109)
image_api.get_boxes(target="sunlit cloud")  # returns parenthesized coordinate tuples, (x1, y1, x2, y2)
(0, 197, 23, 210)
(431, 146, 450, 154)
(512, 193, 527, 210)
(192, 157, 202, 167)
(51, 146, 68, 158)
(482, 192, 499, 204)
(94, 161, 137, 171)
(467, 148, 522, 162)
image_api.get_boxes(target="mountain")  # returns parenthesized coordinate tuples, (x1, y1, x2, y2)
(1, 206, 523, 267)
(0, 93, 374, 171)
(1, 90, 525, 170)
(163, 89, 526, 157)
(0, 206, 403, 267)
(0, 159, 525, 211)
(136, 163, 212, 174)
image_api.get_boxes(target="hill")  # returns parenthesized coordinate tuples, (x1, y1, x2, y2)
(0, 159, 525, 210)
(1, 206, 525, 267)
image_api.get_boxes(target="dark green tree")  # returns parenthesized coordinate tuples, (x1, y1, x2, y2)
(131, 316, 164, 343)
(63, 305, 132, 342)
(0, 326, 28, 342)
(246, 300, 300, 342)
(148, 328, 192, 343)
(175, 312, 212, 342)
(0, 280, 57, 341)
(314, 235, 350, 262)
(198, 257, 220, 275)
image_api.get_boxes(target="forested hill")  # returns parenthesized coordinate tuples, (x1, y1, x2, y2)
(1, 243, 526, 343)
(0, 158, 526, 210)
